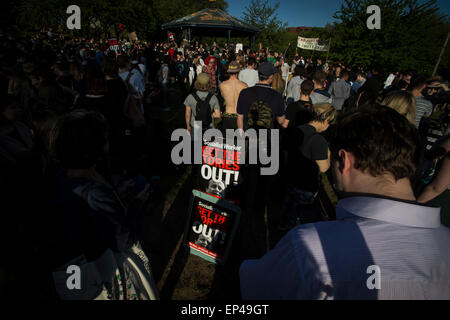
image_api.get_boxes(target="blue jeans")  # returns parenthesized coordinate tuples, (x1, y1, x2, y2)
(281, 186, 319, 225)
(162, 82, 169, 110)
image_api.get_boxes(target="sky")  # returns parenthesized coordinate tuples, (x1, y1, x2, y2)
(226, 0, 450, 28)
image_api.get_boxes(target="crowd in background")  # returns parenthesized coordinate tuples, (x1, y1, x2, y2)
(0, 27, 449, 299)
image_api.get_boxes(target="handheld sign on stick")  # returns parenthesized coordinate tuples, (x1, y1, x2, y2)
(184, 190, 241, 265)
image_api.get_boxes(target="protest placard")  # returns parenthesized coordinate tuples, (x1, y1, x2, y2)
(108, 38, 119, 54)
(297, 36, 329, 52)
(196, 137, 243, 201)
(184, 190, 241, 264)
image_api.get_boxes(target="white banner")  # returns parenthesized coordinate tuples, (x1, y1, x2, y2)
(297, 37, 329, 52)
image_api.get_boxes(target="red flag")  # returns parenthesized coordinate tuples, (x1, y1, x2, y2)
(119, 23, 125, 32)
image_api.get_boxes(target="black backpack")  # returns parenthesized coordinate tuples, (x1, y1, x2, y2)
(192, 92, 214, 129)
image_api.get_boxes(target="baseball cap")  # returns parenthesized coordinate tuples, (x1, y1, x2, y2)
(227, 61, 241, 74)
(258, 62, 280, 76)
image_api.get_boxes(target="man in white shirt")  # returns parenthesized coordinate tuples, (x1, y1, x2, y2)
(280, 58, 290, 83)
(238, 58, 259, 88)
(240, 106, 450, 300)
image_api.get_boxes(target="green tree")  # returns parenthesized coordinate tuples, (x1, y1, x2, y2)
(242, 0, 287, 51)
(330, 0, 450, 75)
(15, 0, 159, 39)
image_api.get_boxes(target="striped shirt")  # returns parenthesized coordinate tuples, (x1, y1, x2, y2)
(240, 196, 450, 299)
(414, 96, 433, 128)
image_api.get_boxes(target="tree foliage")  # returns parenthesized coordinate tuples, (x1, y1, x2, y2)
(14, 0, 228, 40)
(329, 0, 450, 74)
(9, 0, 450, 76)
(242, 0, 287, 51)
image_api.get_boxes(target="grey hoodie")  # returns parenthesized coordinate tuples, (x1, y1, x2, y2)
(310, 88, 332, 105)
(286, 76, 304, 102)
(328, 79, 351, 110)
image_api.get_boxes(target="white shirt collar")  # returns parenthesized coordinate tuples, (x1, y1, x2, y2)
(337, 196, 441, 228)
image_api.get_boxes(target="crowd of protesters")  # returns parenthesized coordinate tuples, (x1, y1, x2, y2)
(0, 27, 450, 300)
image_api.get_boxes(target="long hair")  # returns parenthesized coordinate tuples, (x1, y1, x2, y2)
(271, 72, 283, 91)
(382, 90, 416, 124)
(311, 102, 337, 124)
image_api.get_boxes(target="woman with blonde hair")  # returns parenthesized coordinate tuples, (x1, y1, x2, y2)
(271, 71, 285, 95)
(382, 90, 416, 124)
(310, 102, 338, 127)
(193, 57, 202, 77)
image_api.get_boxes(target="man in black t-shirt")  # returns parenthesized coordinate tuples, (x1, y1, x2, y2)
(235, 62, 288, 231)
(281, 80, 314, 173)
(237, 62, 287, 130)
(285, 80, 314, 128)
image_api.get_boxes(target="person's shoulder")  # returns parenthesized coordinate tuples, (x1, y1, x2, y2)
(423, 97, 433, 106)
(272, 88, 283, 99)
(80, 182, 121, 212)
(257, 85, 280, 97)
(416, 96, 432, 105)
(184, 92, 195, 103)
(297, 123, 311, 131)
(286, 101, 298, 111)
(310, 132, 327, 144)
(219, 80, 227, 89)
(238, 79, 248, 88)
(283, 221, 326, 249)
(240, 86, 254, 95)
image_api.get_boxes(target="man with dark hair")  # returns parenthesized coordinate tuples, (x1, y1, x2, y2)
(53, 110, 109, 169)
(310, 69, 332, 105)
(239, 58, 258, 88)
(352, 72, 366, 94)
(285, 80, 314, 128)
(357, 64, 384, 106)
(240, 106, 450, 299)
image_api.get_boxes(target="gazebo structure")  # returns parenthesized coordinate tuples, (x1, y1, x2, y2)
(161, 8, 260, 50)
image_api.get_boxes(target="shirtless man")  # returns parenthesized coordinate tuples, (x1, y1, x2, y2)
(219, 61, 248, 131)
